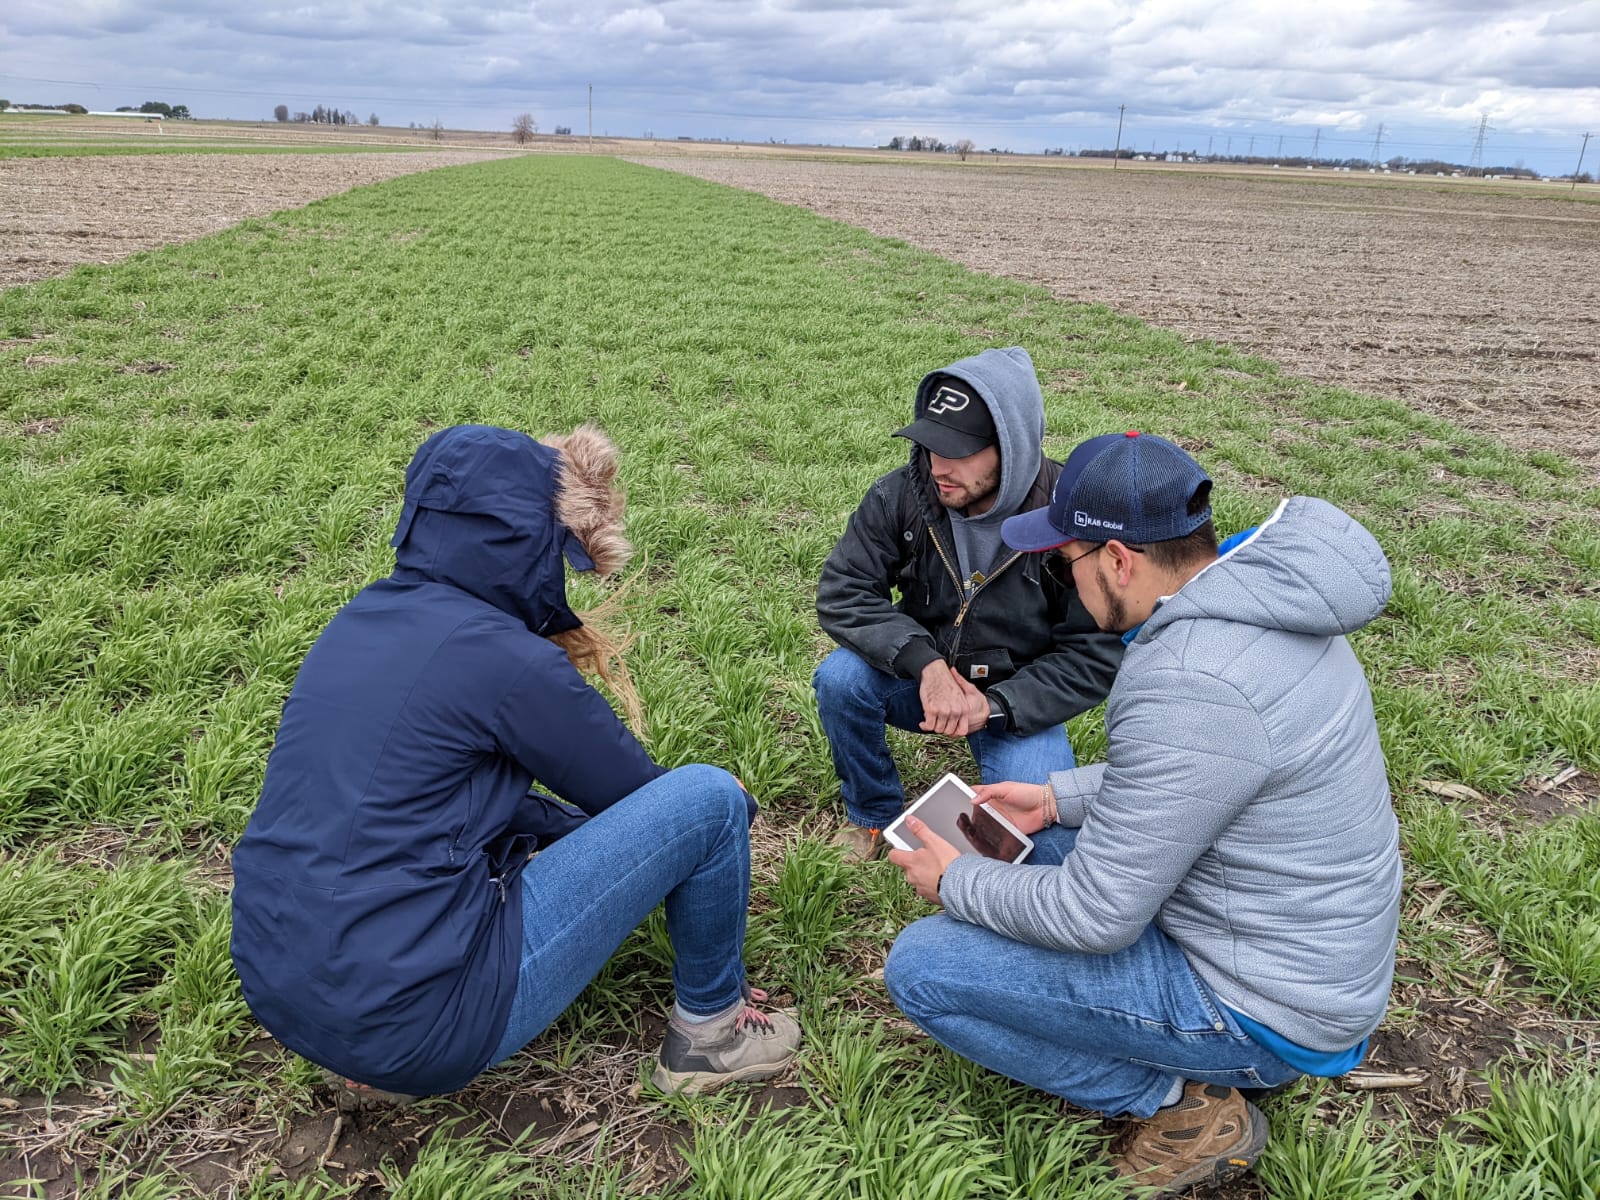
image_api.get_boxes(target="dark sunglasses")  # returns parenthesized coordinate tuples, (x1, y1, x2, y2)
(1060, 542, 1144, 567)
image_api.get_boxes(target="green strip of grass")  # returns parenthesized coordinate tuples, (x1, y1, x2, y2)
(0, 154, 1596, 1191)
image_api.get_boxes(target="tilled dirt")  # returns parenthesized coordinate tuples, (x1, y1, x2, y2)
(631, 156, 1600, 469)
(0, 150, 508, 290)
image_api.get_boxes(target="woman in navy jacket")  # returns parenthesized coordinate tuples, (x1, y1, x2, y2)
(231, 424, 799, 1099)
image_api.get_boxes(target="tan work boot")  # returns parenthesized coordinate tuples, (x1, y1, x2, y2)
(652, 999, 802, 1095)
(1109, 1081, 1268, 1196)
(830, 821, 885, 863)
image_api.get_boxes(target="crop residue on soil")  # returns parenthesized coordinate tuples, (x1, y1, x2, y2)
(633, 156, 1600, 469)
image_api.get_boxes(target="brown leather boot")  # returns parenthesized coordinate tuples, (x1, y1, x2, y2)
(1109, 1081, 1268, 1196)
(829, 821, 885, 863)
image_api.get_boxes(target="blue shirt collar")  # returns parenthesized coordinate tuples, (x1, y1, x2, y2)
(1120, 596, 1164, 645)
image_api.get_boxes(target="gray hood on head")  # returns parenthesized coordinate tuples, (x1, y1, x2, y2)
(913, 346, 1045, 524)
(1144, 496, 1392, 642)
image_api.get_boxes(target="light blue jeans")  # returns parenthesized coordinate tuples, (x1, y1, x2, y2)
(812, 647, 1075, 830)
(488, 764, 750, 1066)
(884, 825, 1301, 1117)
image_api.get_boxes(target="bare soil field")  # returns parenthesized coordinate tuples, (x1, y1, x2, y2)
(0, 150, 508, 290)
(632, 155, 1600, 469)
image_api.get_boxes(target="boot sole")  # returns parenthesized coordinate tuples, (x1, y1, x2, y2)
(651, 1056, 796, 1096)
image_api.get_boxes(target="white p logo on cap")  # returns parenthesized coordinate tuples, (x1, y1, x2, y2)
(927, 385, 971, 416)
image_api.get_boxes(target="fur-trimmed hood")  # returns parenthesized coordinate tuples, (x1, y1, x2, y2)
(389, 424, 630, 636)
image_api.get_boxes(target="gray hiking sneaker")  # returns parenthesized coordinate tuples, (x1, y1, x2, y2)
(318, 1067, 419, 1112)
(652, 998, 802, 1095)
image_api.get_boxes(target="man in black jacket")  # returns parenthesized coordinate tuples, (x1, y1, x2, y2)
(815, 347, 1124, 859)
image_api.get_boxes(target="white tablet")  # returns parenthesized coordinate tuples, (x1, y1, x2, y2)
(882, 773, 1034, 864)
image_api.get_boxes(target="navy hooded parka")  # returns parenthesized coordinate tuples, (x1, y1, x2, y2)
(230, 425, 667, 1095)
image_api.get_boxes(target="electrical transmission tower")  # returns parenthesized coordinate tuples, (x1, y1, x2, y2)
(1468, 113, 1492, 175)
(1311, 127, 1321, 163)
(1370, 122, 1385, 168)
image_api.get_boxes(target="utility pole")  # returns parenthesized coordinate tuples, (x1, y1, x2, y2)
(1469, 113, 1490, 176)
(1311, 127, 1321, 163)
(1370, 122, 1385, 168)
(588, 83, 593, 152)
(1112, 103, 1125, 169)
(1573, 132, 1591, 191)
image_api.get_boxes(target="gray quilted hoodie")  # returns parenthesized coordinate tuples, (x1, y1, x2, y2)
(940, 496, 1401, 1052)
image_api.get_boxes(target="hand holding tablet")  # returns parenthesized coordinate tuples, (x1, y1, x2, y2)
(883, 774, 1034, 864)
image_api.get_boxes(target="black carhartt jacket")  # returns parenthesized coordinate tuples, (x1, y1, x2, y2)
(818, 448, 1124, 737)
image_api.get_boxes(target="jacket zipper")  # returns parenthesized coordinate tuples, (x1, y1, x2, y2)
(925, 520, 1024, 660)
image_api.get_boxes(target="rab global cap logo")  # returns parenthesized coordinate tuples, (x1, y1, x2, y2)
(927, 385, 971, 416)
(1074, 511, 1125, 531)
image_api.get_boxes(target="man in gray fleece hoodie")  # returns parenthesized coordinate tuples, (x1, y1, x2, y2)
(884, 432, 1401, 1197)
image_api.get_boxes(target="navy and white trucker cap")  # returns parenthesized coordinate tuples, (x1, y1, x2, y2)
(1001, 431, 1212, 551)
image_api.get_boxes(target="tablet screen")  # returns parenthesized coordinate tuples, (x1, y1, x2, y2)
(959, 804, 1029, 863)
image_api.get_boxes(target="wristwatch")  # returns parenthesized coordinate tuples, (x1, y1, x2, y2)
(986, 697, 1009, 735)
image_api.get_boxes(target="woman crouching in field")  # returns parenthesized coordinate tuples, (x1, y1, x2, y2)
(230, 423, 799, 1104)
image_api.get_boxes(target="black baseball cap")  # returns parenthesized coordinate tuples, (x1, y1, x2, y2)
(1002, 431, 1212, 550)
(893, 378, 997, 459)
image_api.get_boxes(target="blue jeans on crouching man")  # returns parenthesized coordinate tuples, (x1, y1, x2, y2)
(812, 647, 1075, 830)
(883, 824, 1302, 1118)
(488, 764, 751, 1066)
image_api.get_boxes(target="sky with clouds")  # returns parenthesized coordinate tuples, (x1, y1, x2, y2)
(4, 0, 1598, 173)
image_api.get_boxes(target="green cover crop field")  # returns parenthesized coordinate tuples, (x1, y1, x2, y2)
(1, 155, 1597, 1196)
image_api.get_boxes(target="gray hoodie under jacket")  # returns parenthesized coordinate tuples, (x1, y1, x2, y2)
(929, 347, 1044, 586)
(940, 496, 1402, 1052)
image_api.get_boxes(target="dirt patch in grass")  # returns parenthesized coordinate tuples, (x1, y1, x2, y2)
(0, 150, 509, 291)
(1506, 768, 1599, 824)
(632, 156, 1600, 471)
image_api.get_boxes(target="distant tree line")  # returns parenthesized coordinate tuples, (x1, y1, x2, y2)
(1, 100, 89, 114)
(273, 104, 377, 126)
(2, 98, 197, 117)
(882, 135, 988, 159)
(884, 135, 948, 152)
(115, 101, 191, 119)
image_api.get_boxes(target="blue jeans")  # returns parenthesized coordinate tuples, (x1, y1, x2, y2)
(883, 825, 1300, 1118)
(488, 764, 750, 1066)
(812, 647, 1075, 829)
